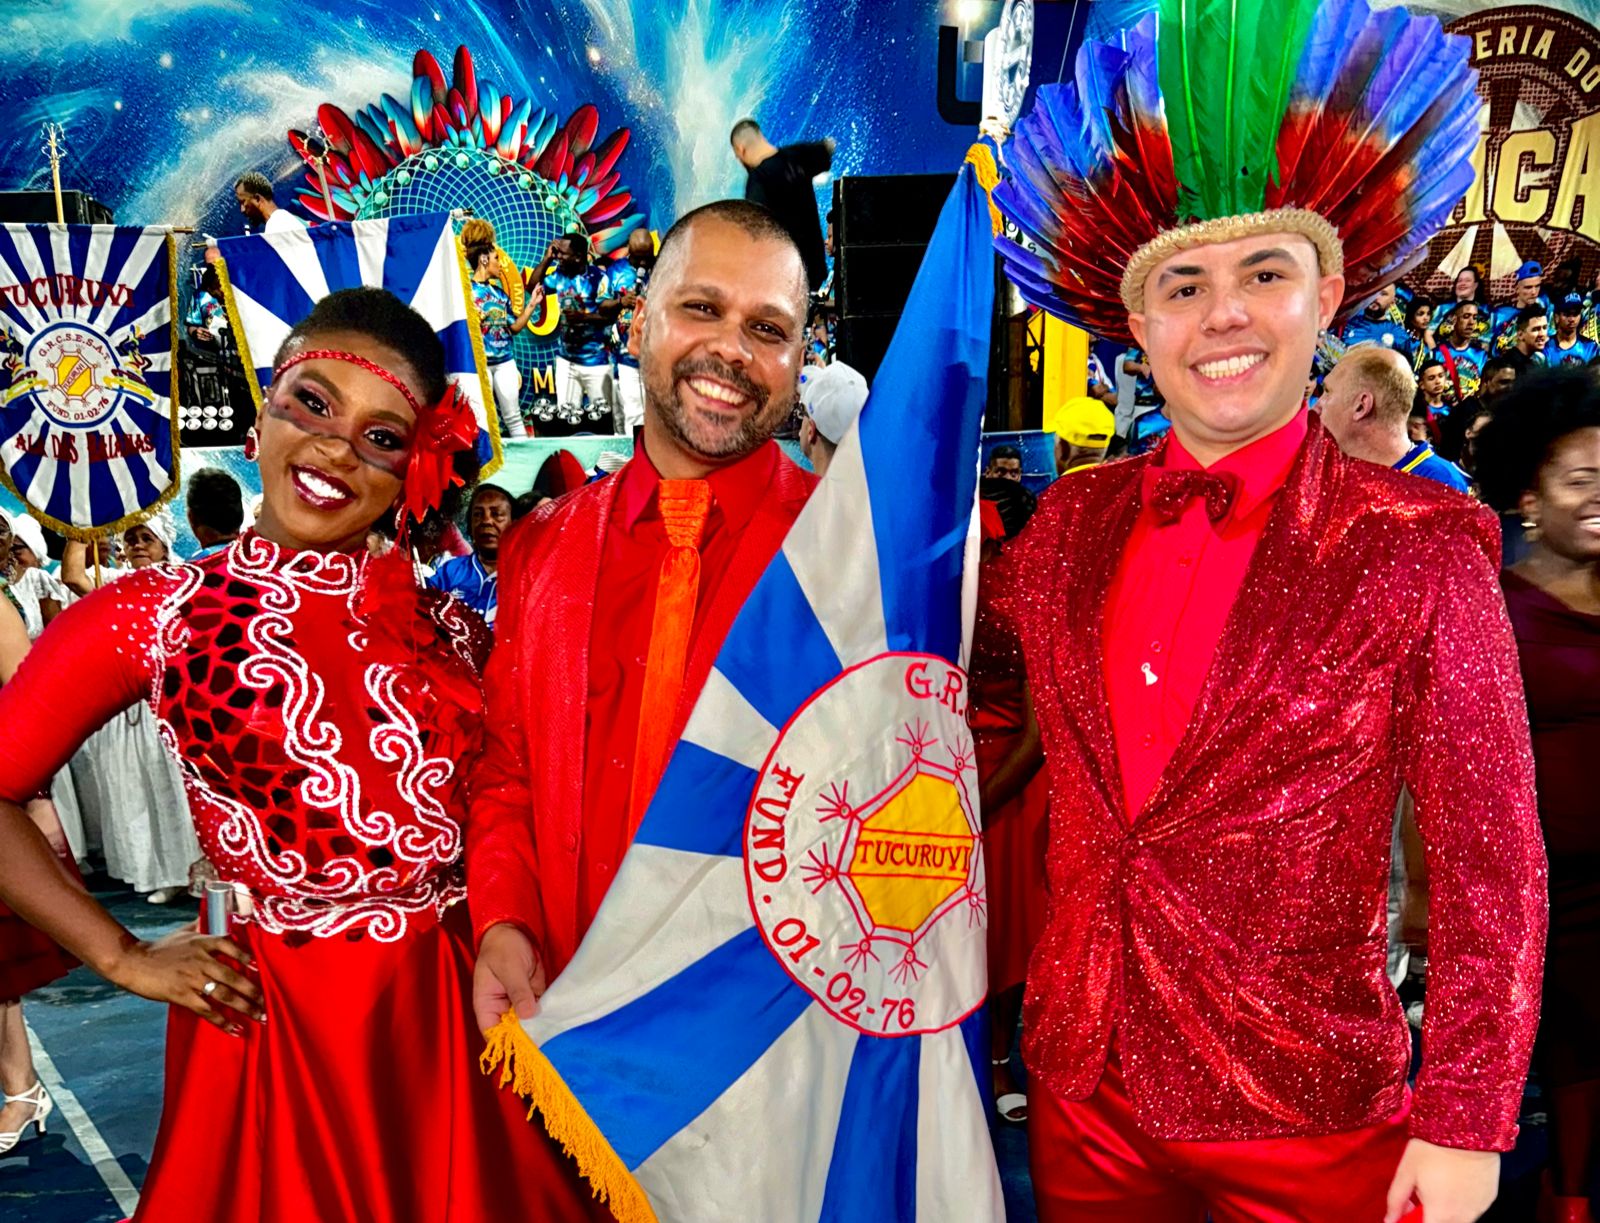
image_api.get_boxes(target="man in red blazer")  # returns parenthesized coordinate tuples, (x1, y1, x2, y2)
(467, 200, 817, 1035)
(991, 243, 1547, 1221)
(985, 4, 1550, 1218)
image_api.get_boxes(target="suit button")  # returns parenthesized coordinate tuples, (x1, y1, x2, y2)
(565, 833, 578, 853)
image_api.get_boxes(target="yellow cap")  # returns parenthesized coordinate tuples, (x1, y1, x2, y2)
(1045, 396, 1114, 447)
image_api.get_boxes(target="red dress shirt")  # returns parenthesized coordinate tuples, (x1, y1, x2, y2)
(1104, 411, 1307, 815)
(579, 442, 781, 920)
(468, 439, 817, 975)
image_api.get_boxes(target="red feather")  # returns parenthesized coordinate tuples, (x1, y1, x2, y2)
(452, 46, 478, 120)
(414, 50, 447, 106)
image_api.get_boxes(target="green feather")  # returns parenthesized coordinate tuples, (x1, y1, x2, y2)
(1158, 0, 1320, 221)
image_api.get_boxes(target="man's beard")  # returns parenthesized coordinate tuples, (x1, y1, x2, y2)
(645, 355, 792, 460)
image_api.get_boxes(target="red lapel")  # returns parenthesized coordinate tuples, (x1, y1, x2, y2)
(513, 475, 619, 964)
(1046, 458, 1146, 829)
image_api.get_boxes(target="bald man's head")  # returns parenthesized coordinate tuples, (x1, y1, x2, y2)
(1318, 343, 1419, 460)
(652, 200, 808, 324)
(1334, 345, 1417, 426)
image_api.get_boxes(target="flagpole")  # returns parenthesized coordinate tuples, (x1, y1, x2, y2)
(42, 123, 65, 225)
(40, 122, 105, 585)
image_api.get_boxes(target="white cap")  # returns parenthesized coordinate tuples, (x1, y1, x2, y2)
(800, 362, 869, 445)
(7, 512, 47, 562)
(134, 508, 181, 560)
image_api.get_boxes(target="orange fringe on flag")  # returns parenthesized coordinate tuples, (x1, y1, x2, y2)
(964, 143, 1004, 237)
(480, 1010, 659, 1223)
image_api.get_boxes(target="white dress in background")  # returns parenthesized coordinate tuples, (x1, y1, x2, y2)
(73, 703, 200, 893)
(23, 564, 199, 892)
(9, 565, 89, 865)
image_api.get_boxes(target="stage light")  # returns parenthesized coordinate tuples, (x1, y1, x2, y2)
(957, 0, 985, 24)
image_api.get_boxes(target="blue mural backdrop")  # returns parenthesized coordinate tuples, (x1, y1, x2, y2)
(3, 0, 1085, 432)
(0, 0, 1020, 240)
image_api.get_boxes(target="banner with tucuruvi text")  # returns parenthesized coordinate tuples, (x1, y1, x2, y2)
(0, 224, 179, 539)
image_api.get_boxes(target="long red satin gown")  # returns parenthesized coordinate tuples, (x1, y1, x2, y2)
(0, 535, 608, 1222)
(970, 570, 1048, 994)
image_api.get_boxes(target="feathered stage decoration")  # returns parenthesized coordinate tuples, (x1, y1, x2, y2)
(994, 0, 1481, 342)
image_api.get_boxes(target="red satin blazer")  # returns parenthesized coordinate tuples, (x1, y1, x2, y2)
(467, 444, 815, 978)
(992, 417, 1547, 1151)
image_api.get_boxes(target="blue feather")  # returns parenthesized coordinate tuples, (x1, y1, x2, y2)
(1085, 0, 1160, 42)
(1075, 41, 1132, 156)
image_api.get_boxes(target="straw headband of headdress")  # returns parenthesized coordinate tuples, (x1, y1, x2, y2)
(993, 0, 1481, 343)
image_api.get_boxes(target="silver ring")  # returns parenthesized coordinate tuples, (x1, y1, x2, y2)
(202, 981, 217, 996)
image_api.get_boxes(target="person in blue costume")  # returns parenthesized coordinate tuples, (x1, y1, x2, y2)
(533, 233, 618, 427)
(1545, 294, 1600, 368)
(1489, 260, 1553, 356)
(1340, 284, 1413, 358)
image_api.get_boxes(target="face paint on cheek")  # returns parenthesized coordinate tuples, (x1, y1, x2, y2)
(265, 395, 411, 479)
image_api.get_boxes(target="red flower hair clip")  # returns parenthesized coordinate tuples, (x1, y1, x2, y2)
(403, 382, 478, 524)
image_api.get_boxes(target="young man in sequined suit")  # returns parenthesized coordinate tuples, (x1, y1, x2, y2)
(985, 3, 1547, 1220)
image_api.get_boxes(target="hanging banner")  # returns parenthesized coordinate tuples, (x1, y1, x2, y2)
(1421, 6, 1600, 297)
(0, 225, 179, 539)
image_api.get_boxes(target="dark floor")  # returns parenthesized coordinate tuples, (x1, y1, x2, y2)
(0, 878, 1557, 1221)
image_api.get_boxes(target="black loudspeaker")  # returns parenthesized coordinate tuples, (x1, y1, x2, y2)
(0, 190, 114, 225)
(833, 172, 958, 380)
(178, 341, 255, 448)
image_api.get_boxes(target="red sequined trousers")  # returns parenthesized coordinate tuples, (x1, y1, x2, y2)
(0, 535, 610, 1222)
(987, 419, 1546, 1154)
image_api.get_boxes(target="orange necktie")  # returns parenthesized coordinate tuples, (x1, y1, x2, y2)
(627, 479, 713, 832)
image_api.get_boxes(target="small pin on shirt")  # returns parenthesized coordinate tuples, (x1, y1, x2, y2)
(1141, 662, 1158, 686)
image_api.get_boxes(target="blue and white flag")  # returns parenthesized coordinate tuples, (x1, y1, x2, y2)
(215, 212, 499, 474)
(486, 156, 1003, 1223)
(0, 224, 178, 538)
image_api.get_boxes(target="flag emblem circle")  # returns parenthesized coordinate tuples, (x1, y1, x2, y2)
(23, 322, 129, 428)
(744, 652, 988, 1037)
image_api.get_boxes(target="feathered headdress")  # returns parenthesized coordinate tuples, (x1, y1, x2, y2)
(994, 0, 1481, 342)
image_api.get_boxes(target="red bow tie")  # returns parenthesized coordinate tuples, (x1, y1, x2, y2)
(1146, 468, 1240, 526)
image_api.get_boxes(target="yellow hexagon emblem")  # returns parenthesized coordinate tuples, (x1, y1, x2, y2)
(844, 768, 977, 937)
(52, 352, 95, 401)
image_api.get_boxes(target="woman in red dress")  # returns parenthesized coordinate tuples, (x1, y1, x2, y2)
(0, 289, 606, 1220)
(971, 478, 1048, 1125)
(1478, 368, 1600, 1223)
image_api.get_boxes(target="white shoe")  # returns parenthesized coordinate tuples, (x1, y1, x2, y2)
(146, 887, 183, 905)
(0, 1080, 51, 1154)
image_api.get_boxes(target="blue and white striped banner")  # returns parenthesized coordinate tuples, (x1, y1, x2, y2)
(0, 224, 178, 538)
(491, 156, 1004, 1223)
(215, 212, 500, 474)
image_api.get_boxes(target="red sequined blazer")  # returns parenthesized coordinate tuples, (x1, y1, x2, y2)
(994, 417, 1547, 1151)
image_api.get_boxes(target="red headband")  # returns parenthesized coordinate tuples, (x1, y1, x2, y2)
(272, 348, 478, 523)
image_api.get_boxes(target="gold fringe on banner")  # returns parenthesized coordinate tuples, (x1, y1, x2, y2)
(480, 1010, 658, 1223)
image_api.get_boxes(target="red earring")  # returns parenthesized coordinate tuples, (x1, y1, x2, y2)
(243, 428, 259, 462)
